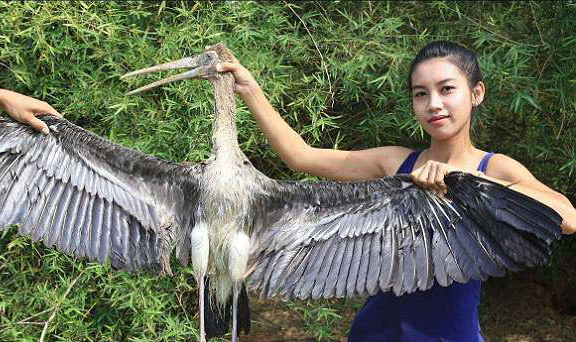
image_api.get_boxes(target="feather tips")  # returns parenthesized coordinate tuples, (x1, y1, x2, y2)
(249, 172, 561, 300)
(0, 116, 196, 275)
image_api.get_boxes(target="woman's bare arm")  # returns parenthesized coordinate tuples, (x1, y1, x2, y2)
(217, 60, 410, 181)
(410, 154, 576, 234)
(481, 154, 576, 234)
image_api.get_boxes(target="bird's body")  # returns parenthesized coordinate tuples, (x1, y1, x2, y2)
(200, 153, 259, 302)
(0, 43, 563, 342)
(188, 73, 265, 309)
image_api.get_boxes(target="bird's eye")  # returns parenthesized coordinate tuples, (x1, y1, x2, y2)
(199, 54, 214, 65)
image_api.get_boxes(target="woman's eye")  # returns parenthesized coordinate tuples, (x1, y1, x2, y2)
(442, 86, 455, 93)
(413, 91, 426, 98)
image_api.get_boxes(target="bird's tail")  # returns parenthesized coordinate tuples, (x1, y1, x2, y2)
(204, 277, 251, 339)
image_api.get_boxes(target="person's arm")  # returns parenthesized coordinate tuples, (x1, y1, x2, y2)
(410, 154, 576, 234)
(216, 61, 410, 181)
(481, 154, 576, 234)
(0, 89, 61, 134)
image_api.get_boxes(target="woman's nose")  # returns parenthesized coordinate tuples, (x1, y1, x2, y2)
(428, 92, 443, 112)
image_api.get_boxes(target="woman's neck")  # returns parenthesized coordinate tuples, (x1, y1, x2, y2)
(425, 125, 478, 165)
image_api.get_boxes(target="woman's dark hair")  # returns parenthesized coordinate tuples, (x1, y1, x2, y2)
(407, 41, 483, 91)
(407, 41, 484, 129)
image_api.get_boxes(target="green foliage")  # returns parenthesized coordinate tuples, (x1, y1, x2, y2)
(0, 1, 574, 341)
(287, 300, 346, 341)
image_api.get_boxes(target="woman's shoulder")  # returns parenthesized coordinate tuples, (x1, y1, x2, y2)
(370, 146, 415, 177)
(483, 152, 536, 182)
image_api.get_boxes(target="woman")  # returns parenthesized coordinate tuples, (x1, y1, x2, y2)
(215, 41, 576, 341)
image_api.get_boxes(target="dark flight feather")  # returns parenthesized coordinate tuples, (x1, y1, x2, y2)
(248, 173, 562, 299)
(0, 116, 200, 274)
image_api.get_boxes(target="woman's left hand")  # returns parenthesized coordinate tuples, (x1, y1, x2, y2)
(562, 219, 576, 235)
(410, 160, 464, 196)
(0, 89, 61, 134)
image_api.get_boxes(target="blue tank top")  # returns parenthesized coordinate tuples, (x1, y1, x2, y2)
(348, 150, 494, 342)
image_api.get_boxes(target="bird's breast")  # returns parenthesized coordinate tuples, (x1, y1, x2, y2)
(199, 161, 262, 234)
(198, 161, 262, 280)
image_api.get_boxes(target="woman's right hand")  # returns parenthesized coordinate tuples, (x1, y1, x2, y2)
(216, 58, 260, 99)
(0, 89, 62, 134)
(410, 160, 463, 196)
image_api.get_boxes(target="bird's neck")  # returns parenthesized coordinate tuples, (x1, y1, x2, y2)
(210, 73, 240, 159)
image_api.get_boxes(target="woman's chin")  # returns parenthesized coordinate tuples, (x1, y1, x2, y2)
(424, 126, 455, 140)
(424, 120, 470, 141)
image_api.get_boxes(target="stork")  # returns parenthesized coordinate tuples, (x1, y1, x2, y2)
(0, 43, 562, 341)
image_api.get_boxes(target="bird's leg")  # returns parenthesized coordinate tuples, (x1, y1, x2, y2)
(228, 231, 250, 342)
(231, 281, 239, 342)
(190, 223, 210, 342)
(198, 272, 207, 342)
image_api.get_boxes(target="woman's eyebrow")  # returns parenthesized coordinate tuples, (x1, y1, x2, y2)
(411, 78, 457, 91)
(437, 78, 457, 85)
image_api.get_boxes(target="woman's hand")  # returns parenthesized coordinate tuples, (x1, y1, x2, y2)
(216, 58, 260, 99)
(0, 89, 62, 134)
(562, 219, 576, 234)
(410, 160, 464, 196)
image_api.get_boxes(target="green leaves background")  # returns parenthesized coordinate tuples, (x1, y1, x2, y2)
(0, 2, 574, 341)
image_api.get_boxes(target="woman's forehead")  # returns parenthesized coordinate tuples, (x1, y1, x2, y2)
(411, 58, 466, 86)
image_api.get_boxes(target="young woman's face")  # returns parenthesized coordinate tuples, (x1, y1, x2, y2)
(410, 57, 481, 141)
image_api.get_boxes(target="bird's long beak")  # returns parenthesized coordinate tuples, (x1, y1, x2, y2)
(121, 56, 214, 95)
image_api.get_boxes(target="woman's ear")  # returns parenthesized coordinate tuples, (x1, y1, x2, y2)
(471, 81, 485, 106)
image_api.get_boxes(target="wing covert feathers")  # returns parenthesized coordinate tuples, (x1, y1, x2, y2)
(248, 173, 562, 299)
(0, 116, 199, 274)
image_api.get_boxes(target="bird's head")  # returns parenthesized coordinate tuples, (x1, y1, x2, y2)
(121, 43, 233, 95)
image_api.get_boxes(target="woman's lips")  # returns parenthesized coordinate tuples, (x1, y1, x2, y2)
(428, 115, 449, 125)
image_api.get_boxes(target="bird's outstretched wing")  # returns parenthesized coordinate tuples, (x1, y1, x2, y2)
(248, 174, 562, 299)
(0, 116, 200, 275)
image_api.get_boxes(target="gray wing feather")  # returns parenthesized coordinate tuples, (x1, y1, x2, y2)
(311, 237, 339, 299)
(78, 194, 95, 259)
(415, 216, 434, 291)
(47, 181, 74, 248)
(295, 240, 327, 299)
(99, 199, 112, 263)
(378, 219, 397, 292)
(450, 220, 484, 281)
(322, 239, 346, 298)
(335, 238, 354, 298)
(248, 173, 562, 300)
(392, 222, 405, 295)
(310, 237, 339, 299)
(279, 246, 313, 298)
(365, 231, 381, 296)
(261, 251, 284, 297)
(0, 116, 200, 274)
(355, 234, 371, 295)
(68, 191, 90, 255)
(59, 188, 81, 251)
(345, 237, 364, 297)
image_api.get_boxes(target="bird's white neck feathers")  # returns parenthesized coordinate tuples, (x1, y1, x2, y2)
(210, 73, 240, 160)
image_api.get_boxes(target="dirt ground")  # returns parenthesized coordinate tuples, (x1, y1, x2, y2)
(247, 271, 576, 342)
